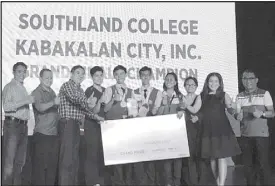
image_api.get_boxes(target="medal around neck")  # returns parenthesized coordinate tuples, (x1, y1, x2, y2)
(126, 98, 139, 117)
(120, 101, 127, 107)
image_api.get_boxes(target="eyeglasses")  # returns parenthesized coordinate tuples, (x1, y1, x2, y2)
(242, 77, 256, 81)
(185, 84, 197, 87)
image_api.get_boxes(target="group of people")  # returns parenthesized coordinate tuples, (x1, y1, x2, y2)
(2, 62, 274, 186)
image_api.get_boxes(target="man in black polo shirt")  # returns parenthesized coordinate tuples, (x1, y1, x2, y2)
(31, 68, 60, 185)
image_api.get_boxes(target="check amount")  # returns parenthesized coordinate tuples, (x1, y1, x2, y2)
(101, 114, 190, 165)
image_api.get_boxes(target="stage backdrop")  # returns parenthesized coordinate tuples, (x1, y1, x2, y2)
(2, 3, 238, 134)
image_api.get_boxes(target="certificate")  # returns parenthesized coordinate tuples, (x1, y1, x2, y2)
(101, 114, 190, 165)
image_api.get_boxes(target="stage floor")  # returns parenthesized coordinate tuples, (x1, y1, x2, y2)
(2, 136, 274, 186)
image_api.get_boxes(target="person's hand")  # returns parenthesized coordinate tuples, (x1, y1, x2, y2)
(94, 114, 104, 121)
(113, 90, 121, 102)
(138, 106, 149, 117)
(253, 108, 264, 118)
(190, 115, 198, 123)
(54, 96, 60, 105)
(151, 107, 158, 115)
(87, 92, 97, 108)
(177, 111, 184, 119)
(236, 110, 243, 121)
(179, 101, 187, 110)
(88, 97, 97, 108)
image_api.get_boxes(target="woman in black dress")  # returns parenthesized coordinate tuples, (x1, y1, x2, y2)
(178, 77, 202, 186)
(199, 72, 241, 186)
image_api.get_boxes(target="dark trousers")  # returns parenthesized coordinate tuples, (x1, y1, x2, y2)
(240, 137, 271, 186)
(2, 119, 28, 186)
(58, 118, 81, 185)
(232, 137, 243, 166)
(155, 160, 164, 186)
(110, 163, 133, 186)
(84, 119, 106, 185)
(31, 132, 59, 185)
(133, 161, 161, 185)
(133, 162, 147, 185)
(182, 157, 200, 186)
(163, 158, 182, 186)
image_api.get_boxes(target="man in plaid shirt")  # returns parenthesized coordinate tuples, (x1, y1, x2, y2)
(58, 65, 104, 186)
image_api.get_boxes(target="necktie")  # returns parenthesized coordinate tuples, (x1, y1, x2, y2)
(144, 89, 147, 99)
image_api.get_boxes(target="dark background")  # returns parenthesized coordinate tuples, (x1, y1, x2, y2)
(236, 2, 275, 95)
(235, 3, 275, 168)
(3, 2, 275, 185)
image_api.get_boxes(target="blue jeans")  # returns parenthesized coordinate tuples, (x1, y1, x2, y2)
(2, 119, 28, 186)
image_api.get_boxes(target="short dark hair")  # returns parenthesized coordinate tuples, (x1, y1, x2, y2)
(39, 68, 52, 77)
(90, 66, 103, 77)
(13, 62, 27, 72)
(71, 65, 85, 73)
(139, 66, 152, 76)
(242, 69, 257, 78)
(113, 65, 127, 74)
(184, 76, 198, 87)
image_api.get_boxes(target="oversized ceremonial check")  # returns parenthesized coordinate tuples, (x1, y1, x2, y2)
(101, 114, 190, 165)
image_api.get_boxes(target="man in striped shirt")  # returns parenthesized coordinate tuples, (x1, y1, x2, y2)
(2, 62, 34, 186)
(235, 69, 274, 186)
(58, 65, 104, 186)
